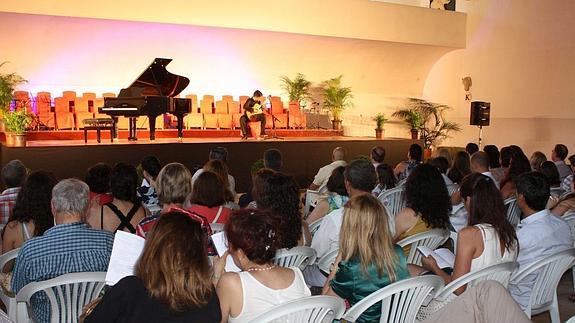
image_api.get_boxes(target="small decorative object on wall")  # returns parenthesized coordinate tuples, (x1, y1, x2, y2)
(393, 98, 461, 149)
(322, 75, 353, 131)
(373, 113, 388, 139)
(462, 76, 472, 101)
(430, 0, 455, 11)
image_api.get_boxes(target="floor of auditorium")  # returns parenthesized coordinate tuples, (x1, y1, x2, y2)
(534, 273, 575, 322)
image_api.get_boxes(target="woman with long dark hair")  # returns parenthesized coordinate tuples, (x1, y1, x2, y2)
(189, 171, 232, 224)
(500, 152, 531, 199)
(447, 151, 471, 184)
(85, 211, 221, 322)
(2, 171, 57, 254)
(418, 173, 518, 294)
(395, 164, 451, 256)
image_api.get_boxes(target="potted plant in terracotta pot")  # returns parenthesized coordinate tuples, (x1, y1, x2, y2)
(392, 108, 423, 139)
(4, 108, 32, 147)
(322, 75, 352, 131)
(373, 113, 388, 139)
(279, 73, 312, 108)
(0, 62, 27, 132)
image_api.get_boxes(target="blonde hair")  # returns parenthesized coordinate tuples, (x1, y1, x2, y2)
(339, 193, 399, 281)
(136, 211, 213, 311)
(156, 163, 192, 205)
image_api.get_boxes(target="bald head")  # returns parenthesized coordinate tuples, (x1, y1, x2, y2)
(332, 147, 346, 161)
(470, 151, 490, 173)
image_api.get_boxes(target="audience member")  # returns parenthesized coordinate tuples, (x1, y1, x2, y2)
(436, 147, 452, 166)
(551, 179, 575, 217)
(500, 152, 531, 199)
(189, 171, 232, 224)
(529, 151, 547, 172)
(137, 155, 161, 213)
(470, 151, 499, 188)
(539, 161, 562, 195)
(395, 164, 451, 257)
(394, 144, 423, 181)
(309, 147, 346, 191)
(0, 160, 27, 225)
(85, 211, 221, 322)
(372, 163, 397, 196)
(203, 159, 237, 207)
(88, 163, 145, 233)
(465, 142, 479, 156)
(370, 146, 386, 169)
(85, 163, 113, 207)
(560, 155, 575, 192)
(417, 173, 518, 294)
(498, 146, 512, 182)
(256, 172, 309, 247)
(552, 144, 571, 180)
(306, 166, 348, 225)
(192, 146, 236, 197)
(309, 159, 377, 287)
(322, 194, 409, 323)
(12, 179, 114, 323)
(263, 148, 282, 171)
(2, 171, 57, 255)
(447, 151, 471, 184)
(215, 209, 310, 322)
(245, 168, 276, 209)
(508, 172, 572, 312)
(484, 145, 505, 182)
(428, 157, 453, 185)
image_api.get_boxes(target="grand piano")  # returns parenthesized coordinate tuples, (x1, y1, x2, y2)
(98, 58, 192, 140)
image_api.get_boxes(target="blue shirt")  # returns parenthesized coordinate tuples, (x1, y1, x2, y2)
(12, 222, 114, 323)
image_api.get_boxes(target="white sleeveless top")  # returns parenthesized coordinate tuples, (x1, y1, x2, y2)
(229, 267, 311, 323)
(470, 224, 517, 274)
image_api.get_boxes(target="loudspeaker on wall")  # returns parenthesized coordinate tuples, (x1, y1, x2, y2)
(470, 101, 490, 126)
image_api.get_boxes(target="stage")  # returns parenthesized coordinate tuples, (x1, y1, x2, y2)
(0, 130, 419, 193)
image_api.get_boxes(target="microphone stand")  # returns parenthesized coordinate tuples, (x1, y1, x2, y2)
(264, 112, 284, 140)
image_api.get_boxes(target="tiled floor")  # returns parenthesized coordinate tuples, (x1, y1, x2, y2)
(532, 272, 575, 322)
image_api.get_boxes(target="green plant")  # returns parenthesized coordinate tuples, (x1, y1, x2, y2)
(3, 108, 32, 134)
(250, 158, 265, 175)
(0, 62, 26, 115)
(322, 75, 353, 121)
(373, 113, 388, 129)
(279, 73, 312, 108)
(393, 98, 461, 148)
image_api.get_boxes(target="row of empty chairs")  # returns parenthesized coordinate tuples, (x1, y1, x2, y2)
(11, 92, 307, 131)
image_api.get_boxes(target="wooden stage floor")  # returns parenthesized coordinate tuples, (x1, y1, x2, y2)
(0, 131, 420, 192)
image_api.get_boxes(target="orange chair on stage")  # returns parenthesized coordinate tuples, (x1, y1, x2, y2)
(215, 100, 233, 129)
(54, 96, 75, 130)
(288, 102, 307, 129)
(13, 91, 33, 113)
(184, 94, 203, 129)
(202, 95, 218, 129)
(35, 92, 55, 129)
(270, 96, 288, 129)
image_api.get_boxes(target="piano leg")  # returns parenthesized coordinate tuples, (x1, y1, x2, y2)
(112, 117, 119, 140)
(128, 117, 137, 141)
(176, 114, 184, 138)
(149, 116, 156, 141)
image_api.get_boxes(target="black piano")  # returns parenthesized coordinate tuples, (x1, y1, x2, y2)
(98, 58, 192, 140)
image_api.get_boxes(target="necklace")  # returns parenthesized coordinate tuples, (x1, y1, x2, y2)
(246, 265, 276, 272)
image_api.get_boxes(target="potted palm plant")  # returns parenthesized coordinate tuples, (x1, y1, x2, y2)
(279, 73, 312, 108)
(322, 75, 353, 131)
(392, 108, 423, 139)
(373, 113, 388, 139)
(4, 108, 32, 147)
(0, 62, 26, 132)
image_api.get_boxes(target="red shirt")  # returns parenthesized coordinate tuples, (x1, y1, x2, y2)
(188, 204, 232, 224)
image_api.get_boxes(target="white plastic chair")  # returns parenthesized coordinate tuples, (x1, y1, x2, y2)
(273, 246, 317, 271)
(396, 229, 450, 266)
(377, 186, 406, 218)
(417, 261, 517, 319)
(15, 271, 106, 323)
(342, 275, 444, 323)
(308, 218, 323, 237)
(561, 211, 575, 292)
(510, 248, 575, 323)
(0, 248, 20, 321)
(446, 183, 459, 196)
(503, 197, 521, 228)
(566, 315, 575, 323)
(317, 248, 339, 275)
(248, 295, 346, 323)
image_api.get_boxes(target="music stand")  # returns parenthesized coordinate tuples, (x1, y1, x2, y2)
(264, 114, 284, 140)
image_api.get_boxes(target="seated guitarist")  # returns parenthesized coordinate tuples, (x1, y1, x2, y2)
(240, 90, 267, 140)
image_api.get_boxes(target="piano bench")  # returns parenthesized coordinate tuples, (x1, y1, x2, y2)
(83, 118, 115, 143)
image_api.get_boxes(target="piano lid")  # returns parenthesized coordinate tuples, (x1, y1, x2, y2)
(122, 58, 190, 98)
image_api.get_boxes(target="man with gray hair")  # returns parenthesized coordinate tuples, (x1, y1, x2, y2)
(11, 178, 114, 323)
(0, 160, 27, 225)
(309, 147, 347, 191)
